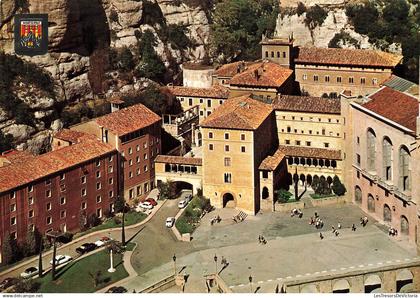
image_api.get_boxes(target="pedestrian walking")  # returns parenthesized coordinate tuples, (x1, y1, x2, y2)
(335, 231, 339, 237)
(351, 224, 356, 231)
(331, 226, 335, 233)
(337, 222, 341, 229)
(319, 232, 324, 240)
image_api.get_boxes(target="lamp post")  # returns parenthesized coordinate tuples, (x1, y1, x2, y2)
(108, 248, 116, 273)
(173, 254, 177, 276)
(249, 275, 253, 293)
(46, 230, 63, 281)
(214, 254, 218, 275)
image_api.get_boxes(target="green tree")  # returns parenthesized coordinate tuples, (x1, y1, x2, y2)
(304, 5, 328, 30)
(332, 175, 347, 196)
(0, 131, 13, 153)
(315, 177, 332, 196)
(119, 47, 135, 71)
(210, 0, 279, 62)
(12, 279, 40, 293)
(2, 235, 13, 265)
(114, 195, 126, 213)
(25, 228, 37, 257)
(275, 188, 292, 203)
(296, 2, 307, 16)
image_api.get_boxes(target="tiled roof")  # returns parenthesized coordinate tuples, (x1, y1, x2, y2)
(259, 150, 286, 171)
(273, 95, 341, 114)
(295, 47, 402, 68)
(95, 103, 161, 136)
(214, 61, 255, 78)
(364, 87, 419, 132)
(168, 85, 229, 99)
(229, 61, 293, 88)
(108, 97, 125, 104)
(154, 155, 202, 166)
(201, 94, 273, 130)
(0, 139, 116, 193)
(54, 129, 96, 144)
(277, 145, 342, 160)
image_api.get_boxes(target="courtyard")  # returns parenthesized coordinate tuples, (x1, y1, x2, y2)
(121, 202, 418, 293)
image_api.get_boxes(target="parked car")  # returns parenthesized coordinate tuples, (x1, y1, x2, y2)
(20, 267, 39, 279)
(178, 199, 188, 209)
(166, 217, 175, 228)
(185, 193, 193, 203)
(95, 236, 112, 247)
(106, 286, 128, 293)
(76, 242, 97, 254)
(50, 255, 72, 266)
(145, 198, 158, 206)
(0, 277, 19, 290)
(138, 201, 153, 210)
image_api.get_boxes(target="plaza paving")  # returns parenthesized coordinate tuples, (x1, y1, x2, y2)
(120, 203, 418, 293)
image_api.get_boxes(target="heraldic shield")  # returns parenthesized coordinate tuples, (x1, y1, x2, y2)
(14, 14, 48, 56)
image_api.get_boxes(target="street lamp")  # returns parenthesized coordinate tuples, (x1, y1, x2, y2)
(46, 230, 64, 281)
(173, 254, 177, 276)
(249, 275, 253, 293)
(108, 248, 116, 273)
(214, 254, 218, 275)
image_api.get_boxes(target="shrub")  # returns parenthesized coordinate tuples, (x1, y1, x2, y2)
(305, 5, 328, 30)
(275, 189, 293, 203)
(296, 2, 307, 16)
(58, 232, 73, 244)
(328, 31, 360, 48)
(88, 214, 101, 228)
(332, 175, 346, 196)
(315, 177, 332, 196)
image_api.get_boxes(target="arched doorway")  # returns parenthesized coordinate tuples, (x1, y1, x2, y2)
(306, 174, 313, 186)
(300, 174, 306, 186)
(333, 279, 350, 293)
(368, 194, 375, 212)
(364, 274, 382, 293)
(401, 216, 409, 235)
(355, 186, 362, 204)
(262, 187, 269, 200)
(300, 284, 318, 293)
(397, 269, 414, 292)
(383, 204, 392, 222)
(223, 193, 235, 208)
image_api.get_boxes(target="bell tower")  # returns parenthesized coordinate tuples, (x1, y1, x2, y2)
(260, 33, 294, 69)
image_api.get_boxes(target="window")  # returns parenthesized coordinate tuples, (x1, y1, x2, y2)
(144, 182, 149, 192)
(81, 188, 87, 196)
(262, 171, 268, 179)
(296, 140, 301, 146)
(137, 186, 142, 196)
(143, 142, 148, 149)
(372, 78, 378, 85)
(60, 197, 66, 205)
(209, 144, 214, 151)
(309, 130, 312, 134)
(129, 171, 133, 178)
(225, 145, 230, 152)
(337, 76, 342, 83)
(367, 128, 376, 171)
(356, 154, 361, 166)
(349, 77, 354, 84)
(325, 75, 330, 82)
(136, 145, 140, 152)
(314, 75, 319, 82)
(11, 217, 16, 225)
(287, 126, 291, 133)
(109, 177, 114, 185)
(277, 51, 280, 58)
(144, 153, 148, 160)
(324, 143, 329, 148)
(60, 210, 66, 219)
(81, 202, 87, 210)
(28, 185, 33, 192)
(241, 134, 245, 141)
(200, 98, 203, 103)
(361, 77, 366, 84)
(357, 136, 360, 144)
(60, 173, 65, 181)
(241, 146, 246, 153)
(96, 160, 101, 167)
(306, 141, 311, 146)
(209, 132, 213, 139)
(108, 166, 113, 173)
(207, 111, 211, 116)
(283, 51, 286, 58)
(109, 155, 114, 162)
(265, 51, 268, 58)
(136, 168, 140, 175)
(11, 232, 17, 240)
(271, 51, 274, 58)
(207, 99, 212, 108)
(96, 171, 101, 178)
(109, 190, 114, 198)
(136, 156, 140, 163)
(302, 74, 307, 80)
(96, 195, 102, 203)
(129, 159, 133, 166)
(28, 197, 34, 205)
(224, 157, 231, 167)
(81, 176, 86, 184)
(224, 173, 232, 183)
(46, 190, 51, 198)
(46, 202, 51, 211)
(128, 147, 133, 155)
(285, 140, 290, 145)
(321, 128, 326, 135)
(144, 165, 148, 172)
(46, 216, 52, 225)
(28, 210, 34, 218)
(224, 133, 229, 140)
(383, 137, 393, 181)
(10, 203, 16, 212)
(189, 98, 193, 106)
(399, 146, 410, 191)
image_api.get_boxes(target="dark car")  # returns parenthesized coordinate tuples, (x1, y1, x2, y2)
(145, 198, 157, 206)
(106, 286, 128, 293)
(0, 277, 19, 291)
(75, 242, 97, 254)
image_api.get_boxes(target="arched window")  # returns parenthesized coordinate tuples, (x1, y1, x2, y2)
(383, 204, 392, 222)
(401, 216, 409, 235)
(399, 146, 410, 191)
(382, 137, 393, 181)
(368, 194, 375, 212)
(355, 186, 362, 204)
(367, 129, 376, 171)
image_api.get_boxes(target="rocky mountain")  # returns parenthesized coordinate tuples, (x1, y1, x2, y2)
(0, 0, 210, 153)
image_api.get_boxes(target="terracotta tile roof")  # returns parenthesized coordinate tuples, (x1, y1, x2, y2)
(1, 150, 34, 165)
(273, 95, 341, 115)
(363, 87, 419, 132)
(54, 129, 96, 144)
(108, 97, 125, 104)
(95, 104, 161, 136)
(183, 63, 214, 70)
(201, 94, 273, 130)
(154, 155, 202, 166)
(229, 61, 293, 88)
(214, 61, 255, 78)
(168, 85, 229, 99)
(0, 139, 116, 193)
(295, 47, 402, 68)
(277, 145, 342, 160)
(259, 150, 286, 171)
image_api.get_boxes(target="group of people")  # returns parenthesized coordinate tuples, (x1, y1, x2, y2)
(258, 235, 267, 245)
(360, 216, 369, 227)
(309, 212, 324, 229)
(210, 215, 221, 226)
(331, 223, 342, 236)
(388, 227, 398, 236)
(291, 208, 303, 218)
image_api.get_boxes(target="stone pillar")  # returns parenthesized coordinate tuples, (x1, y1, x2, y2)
(382, 270, 396, 292)
(191, 123, 196, 146)
(318, 280, 332, 293)
(412, 266, 420, 292)
(349, 276, 364, 293)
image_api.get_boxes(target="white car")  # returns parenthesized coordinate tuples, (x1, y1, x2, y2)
(20, 266, 39, 279)
(178, 200, 188, 209)
(138, 201, 153, 210)
(95, 236, 112, 247)
(166, 217, 175, 228)
(50, 255, 72, 266)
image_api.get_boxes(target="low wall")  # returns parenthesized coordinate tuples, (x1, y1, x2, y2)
(275, 201, 305, 212)
(310, 196, 347, 207)
(140, 275, 176, 293)
(171, 204, 192, 242)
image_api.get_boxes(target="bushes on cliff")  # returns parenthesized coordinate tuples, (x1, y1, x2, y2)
(135, 30, 166, 82)
(304, 5, 328, 30)
(0, 131, 13, 153)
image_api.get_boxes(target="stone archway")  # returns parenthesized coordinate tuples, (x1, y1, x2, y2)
(364, 274, 382, 293)
(355, 186, 362, 204)
(333, 279, 350, 293)
(401, 216, 409, 235)
(397, 269, 414, 292)
(368, 194, 375, 212)
(223, 193, 235, 208)
(383, 204, 392, 222)
(306, 174, 313, 186)
(262, 187, 269, 200)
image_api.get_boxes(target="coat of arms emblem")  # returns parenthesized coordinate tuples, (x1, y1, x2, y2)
(14, 14, 48, 56)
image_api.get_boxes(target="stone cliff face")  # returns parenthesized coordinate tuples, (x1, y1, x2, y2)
(0, 0, 210, 153)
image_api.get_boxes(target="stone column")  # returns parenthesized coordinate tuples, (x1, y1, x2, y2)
(349, 276, 364, 293)
(382, 270, 396, 292)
